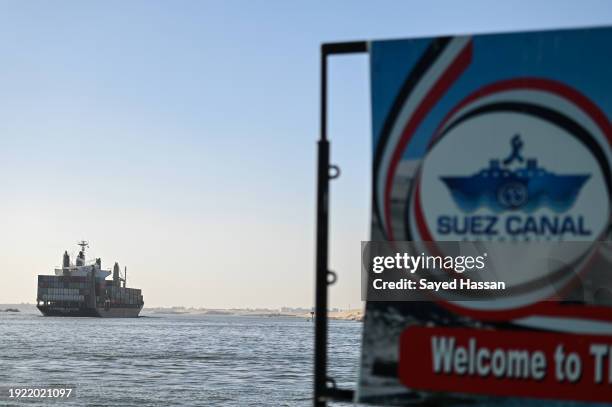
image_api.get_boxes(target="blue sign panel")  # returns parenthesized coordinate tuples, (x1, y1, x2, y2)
(359, 26, 612, 404)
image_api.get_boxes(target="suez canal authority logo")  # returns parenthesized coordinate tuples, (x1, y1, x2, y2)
(434, 133, 596, 239)
(373, 37, 612, 244)
(415, 82, 611, 242)
(372, 36, 612, 323)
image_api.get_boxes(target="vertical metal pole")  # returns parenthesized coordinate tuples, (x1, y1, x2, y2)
(314, 41, 366, 406)
(314, 47, 329, 407)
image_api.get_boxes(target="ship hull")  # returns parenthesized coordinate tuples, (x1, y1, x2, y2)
(95, 306, 142, 318)
(37, 305, 142, 318)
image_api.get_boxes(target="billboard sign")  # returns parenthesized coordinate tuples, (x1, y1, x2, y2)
(358, 26, 612, 404)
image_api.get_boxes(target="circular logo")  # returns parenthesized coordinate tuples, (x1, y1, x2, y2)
(403, 78, 612, 316)
(497, 181, 529, 209)
(409, 79, 611, 243)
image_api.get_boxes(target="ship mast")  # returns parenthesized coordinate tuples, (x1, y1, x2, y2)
(77, 240, 89, 254)
(76, 240, 89, 267)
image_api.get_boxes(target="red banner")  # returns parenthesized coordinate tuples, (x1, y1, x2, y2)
(399, 326, 612, 402)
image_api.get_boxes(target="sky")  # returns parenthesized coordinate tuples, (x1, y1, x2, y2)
(0, 0, 611, 308)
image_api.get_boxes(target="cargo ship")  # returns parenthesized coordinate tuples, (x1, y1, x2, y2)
(36, 241, 144, 318)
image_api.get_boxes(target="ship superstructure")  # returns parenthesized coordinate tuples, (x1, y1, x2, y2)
(36, 241, 144, 317)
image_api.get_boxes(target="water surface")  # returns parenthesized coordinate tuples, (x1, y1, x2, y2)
(1, 307, 361, 406)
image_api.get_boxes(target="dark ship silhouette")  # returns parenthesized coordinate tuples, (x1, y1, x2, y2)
(36, 241, 143, 317)
(440, 135, 590, 213)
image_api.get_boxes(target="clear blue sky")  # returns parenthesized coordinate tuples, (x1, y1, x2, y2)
(1, 1, 611, 308)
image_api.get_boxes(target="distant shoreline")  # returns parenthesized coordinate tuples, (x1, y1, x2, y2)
(142, 307, 364, 321)
(1, 304, 363, 321)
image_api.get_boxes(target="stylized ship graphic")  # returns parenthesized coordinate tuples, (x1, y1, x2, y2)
(440, 135, 590, 213)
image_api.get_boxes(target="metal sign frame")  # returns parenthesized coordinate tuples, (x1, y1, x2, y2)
(314, 40, 367, 407)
